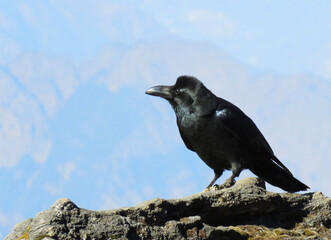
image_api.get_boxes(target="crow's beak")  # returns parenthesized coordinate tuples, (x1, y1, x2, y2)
(145, 85, 173, 99)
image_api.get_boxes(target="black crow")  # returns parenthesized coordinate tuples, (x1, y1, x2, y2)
(145, 75, 309, 192)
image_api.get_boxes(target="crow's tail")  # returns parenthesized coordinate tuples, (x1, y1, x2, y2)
(249, 156, 309, 192)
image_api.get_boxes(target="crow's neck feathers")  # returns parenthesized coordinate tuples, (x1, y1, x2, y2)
(195, 86, 218, 117)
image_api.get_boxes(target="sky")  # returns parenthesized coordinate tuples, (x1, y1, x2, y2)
(1, 1, 331, 238)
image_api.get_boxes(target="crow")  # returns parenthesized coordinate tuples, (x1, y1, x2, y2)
(145, 75, 309, 192)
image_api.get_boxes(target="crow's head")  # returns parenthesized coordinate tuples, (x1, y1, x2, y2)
(145, 75, 203, 109)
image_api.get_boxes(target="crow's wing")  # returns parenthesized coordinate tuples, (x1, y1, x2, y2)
(215, 103, 292, 175)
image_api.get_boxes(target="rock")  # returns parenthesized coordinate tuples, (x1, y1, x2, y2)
(5, 177, 331, 240)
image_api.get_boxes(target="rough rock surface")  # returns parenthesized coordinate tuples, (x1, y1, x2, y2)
(5, 178, 331, 240)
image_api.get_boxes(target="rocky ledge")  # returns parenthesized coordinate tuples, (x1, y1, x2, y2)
(5, 178, 331, 240)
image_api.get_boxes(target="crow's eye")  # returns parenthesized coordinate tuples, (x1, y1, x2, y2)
(175, 89, 181, 95)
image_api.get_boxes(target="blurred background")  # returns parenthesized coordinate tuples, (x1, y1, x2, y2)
(1, 1, 330, 237)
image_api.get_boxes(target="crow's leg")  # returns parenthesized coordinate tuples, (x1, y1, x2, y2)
(204, 169, 223, 191)
(213, 164, 242, 190)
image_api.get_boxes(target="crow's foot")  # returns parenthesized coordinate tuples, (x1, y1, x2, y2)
(209, 178, 235, 191)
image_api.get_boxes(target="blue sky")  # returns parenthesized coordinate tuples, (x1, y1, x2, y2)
(1, 1, 331, 237)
